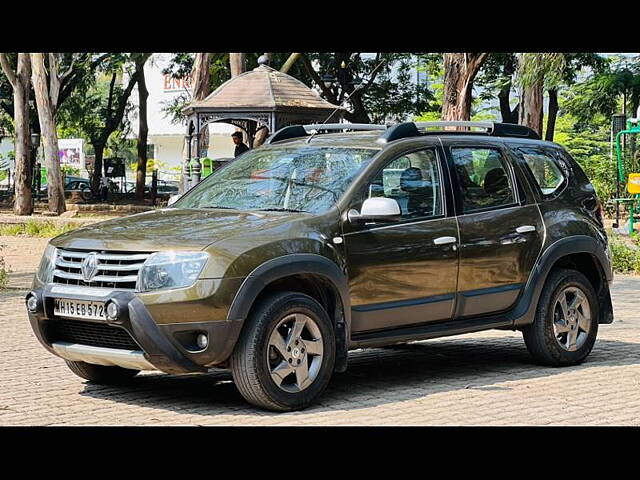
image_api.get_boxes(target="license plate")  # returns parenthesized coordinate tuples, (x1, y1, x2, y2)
(54, 298, 106, 320)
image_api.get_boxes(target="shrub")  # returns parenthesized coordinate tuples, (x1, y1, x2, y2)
(609, 234, 640, 274)
(0, 245, 7, 289)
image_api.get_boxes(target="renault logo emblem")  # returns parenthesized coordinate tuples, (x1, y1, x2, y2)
(81, 252, 99, 282)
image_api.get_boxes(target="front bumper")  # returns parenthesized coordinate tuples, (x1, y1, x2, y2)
(26, 284, 243, 374)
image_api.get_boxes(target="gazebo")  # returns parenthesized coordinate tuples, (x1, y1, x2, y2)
(181, 58, 344, 190)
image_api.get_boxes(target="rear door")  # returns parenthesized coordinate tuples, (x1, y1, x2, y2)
(443, 139, 544, 318)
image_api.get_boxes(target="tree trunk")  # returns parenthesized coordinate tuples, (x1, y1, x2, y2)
(498, 81, 519, 124)
(545, 88, 559, 141)
(30, 53, 65, 215)
(519, 80, 544, 137)
(92, 144, 105, 193)
(252, 127, 270, 148)
(12, 54, 33, 215)
(442, 53, 489, 122)
(135, 57, 149, 201)
(191, 53, 211, 162)
(191, 53, 211, 101)
(229, 53, 246, 77)
(280, 53, 302, 74)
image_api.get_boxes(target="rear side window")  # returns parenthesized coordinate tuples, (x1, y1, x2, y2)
(515, 147, 567, 197)
(451, 147, 516, 213)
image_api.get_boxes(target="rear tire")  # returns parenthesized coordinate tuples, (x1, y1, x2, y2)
(65, 360, 139, 384)
(230, 291, 335, 412)
(522, 268, 599, 366)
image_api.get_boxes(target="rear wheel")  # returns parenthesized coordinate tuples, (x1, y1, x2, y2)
(65, 360, 139, 384)
(230, 292, 335, 412)
(522, 269, 599, 366)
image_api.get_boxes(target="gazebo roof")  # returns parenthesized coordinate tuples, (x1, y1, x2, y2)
(184, 64, 343, 113)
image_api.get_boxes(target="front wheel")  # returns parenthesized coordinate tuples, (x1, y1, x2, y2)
(230, 292, 335, 412)
(522, 269, 599, 366)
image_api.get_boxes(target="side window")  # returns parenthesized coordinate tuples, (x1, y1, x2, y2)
(365, 149, 443, 220)
(451, 147, 516, 213)
(516, 147, 566, 197)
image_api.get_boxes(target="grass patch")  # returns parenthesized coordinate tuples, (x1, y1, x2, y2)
(0, 220, 81, 238)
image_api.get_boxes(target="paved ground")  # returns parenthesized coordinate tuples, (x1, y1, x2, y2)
(1, 235, 639, 425)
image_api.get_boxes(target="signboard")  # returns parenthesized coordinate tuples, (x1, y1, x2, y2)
(58, 138, 85, 170)
(162, 74, 192, 93)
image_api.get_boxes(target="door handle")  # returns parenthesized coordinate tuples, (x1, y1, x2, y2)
(515, 225, 536, 234)
(434, 236, 457, 245)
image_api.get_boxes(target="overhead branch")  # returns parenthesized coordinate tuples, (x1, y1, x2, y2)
(0, 53, 17, 90)
(280, 53, 302, 74)
(300, 54, 338, 104)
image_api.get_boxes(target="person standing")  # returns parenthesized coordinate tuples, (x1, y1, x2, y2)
(232, 131, 249, 157)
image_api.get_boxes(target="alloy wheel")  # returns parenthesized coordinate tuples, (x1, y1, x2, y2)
(552, 286, 591, 352)
(267, 313, 324, 393)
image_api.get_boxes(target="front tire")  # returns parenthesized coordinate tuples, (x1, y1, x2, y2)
(522, 269, 599, 366)
(65, 360, 139, 384)
(230, 292, 335, 412)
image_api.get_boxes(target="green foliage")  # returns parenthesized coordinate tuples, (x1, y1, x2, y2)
(609, 234, 640, 274)
(553, 112, 614, 202)
(60, 165, 81, 177)
(564, 57, 640, 125)
(0, 220, 81, 238)
(0, 244, 7, 289)
(516, 53, 566, 90)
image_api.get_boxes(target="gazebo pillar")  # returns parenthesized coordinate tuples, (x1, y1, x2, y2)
(190, 117, 203, 189)
(181, 134, 192, 193)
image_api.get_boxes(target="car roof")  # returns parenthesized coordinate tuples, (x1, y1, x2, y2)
(268, 129, 558, 151)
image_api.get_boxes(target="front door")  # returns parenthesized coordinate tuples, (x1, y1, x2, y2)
(446, 143, 544, 318)
(343, 147, 459, 333)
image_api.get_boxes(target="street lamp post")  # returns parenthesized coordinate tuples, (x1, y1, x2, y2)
(30, 132, 41, 200)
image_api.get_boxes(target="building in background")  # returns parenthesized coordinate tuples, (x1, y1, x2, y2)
(128, 53, 236, 181)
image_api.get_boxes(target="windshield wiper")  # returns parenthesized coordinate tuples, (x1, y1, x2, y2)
(201, 205, 235, 209)
(255, 207, 309, 213)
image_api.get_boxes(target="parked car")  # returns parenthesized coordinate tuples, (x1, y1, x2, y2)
(26, 121, 613, 411)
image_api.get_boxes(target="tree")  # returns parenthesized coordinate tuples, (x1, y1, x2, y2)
(0, 53, 33, 215)
(441, 53, 489, 121)
(134, 53, 152, 201)
(59, 55, 139, 192)
(516, 53, 566, 137)
(229, 53, 246, 77)
(30, 53, 71, 214)
(475, 53, 519, 123)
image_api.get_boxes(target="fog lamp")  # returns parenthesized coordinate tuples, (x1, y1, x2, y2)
(196, 333, 208, 350)
(26, 294, 39, 313)
(106, 301, 119, 320)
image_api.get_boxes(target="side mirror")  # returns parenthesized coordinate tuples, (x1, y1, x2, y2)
(348, 197, 401, 224)
(167, 194, 181, 207)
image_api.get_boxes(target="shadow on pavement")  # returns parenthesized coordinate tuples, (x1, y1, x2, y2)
(77, 335, 640, 418)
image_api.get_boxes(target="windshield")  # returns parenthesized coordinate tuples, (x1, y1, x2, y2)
(174, 145, 378, 214)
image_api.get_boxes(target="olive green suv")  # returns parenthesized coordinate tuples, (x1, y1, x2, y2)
(26, 121, 614, 411)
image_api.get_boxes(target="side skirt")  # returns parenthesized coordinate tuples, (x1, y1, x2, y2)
(349, 315, 513, 349)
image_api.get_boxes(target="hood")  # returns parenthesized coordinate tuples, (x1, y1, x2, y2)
(51, 208, 309, 252)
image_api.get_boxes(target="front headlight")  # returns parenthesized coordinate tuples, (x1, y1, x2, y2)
(37, 244, 58, 283)
(137, 251, 209, 292)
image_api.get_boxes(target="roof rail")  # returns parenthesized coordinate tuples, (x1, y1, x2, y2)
(377, 121, 540, 144)
(265, 123, 388, 145)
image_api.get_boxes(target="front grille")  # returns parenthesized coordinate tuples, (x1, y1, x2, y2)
(46, 318, 141, 351)
(53, 248, 152, 290)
